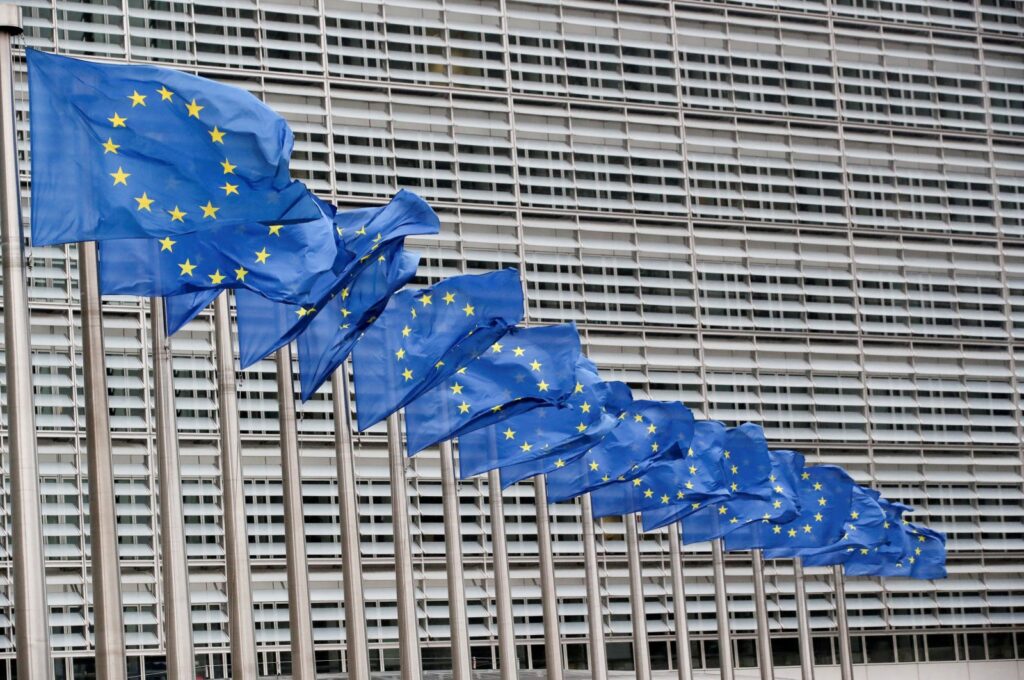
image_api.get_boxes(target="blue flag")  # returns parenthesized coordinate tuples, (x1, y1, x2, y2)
(544, 400, 695, 503)
(165, 289, 221, 335)
(28, 49, 317, 245)
(98, 193, 336, 303)
(296, 247, 420, 400)
(403, 324, 582, 455)
(725, 464, 856, 552)
(643, 428, 794, 532)
(776, 485, 886, 563)
(906, 525, 947, 580)
(589, 420, 731, 519)
(843, 499, 915, 577)
(352, 269, 524, 430)
(235, 190, 440, 367)
(459, 358, 628, 479)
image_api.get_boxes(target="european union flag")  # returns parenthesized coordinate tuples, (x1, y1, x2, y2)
(843, 499, 915, 577)
(458, 357, 629, 480)
(99, 192, 336, 303)
(235, 190, 440, 367)
(906, 525, 947, 580)
(640, 426, 795, 533)
(725, 464, 856, 553)
(296, 248, 420, 401)
(544, 400, 695, 504)
(28, 49, 317, 245)
(589, 420, 730, 519)
(352, 269, 524, 431)
(777, 485, 886, 563)
(403, 324, 581, 455)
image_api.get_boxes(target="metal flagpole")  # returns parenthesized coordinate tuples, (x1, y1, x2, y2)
(710, 539, 734, 680)
(534, 476, 564, 679)
(0, 7, 53, 678)
(275, 345, 315, 678)
(832, 564, 853, 680)
(439, 440, 472, 678)
(79, 241, 127, 680)
(668, 526, 692, 680)
(387, 411, 422, 679)
(487, 469, 517, 680)
(580, 495, 607, 680)
(150, 298, 195, 679)
(625, 514, 652, 679)
(330, 368, 371, 680)
(212, 293, 258, 680)
(792, 558, 815, 680)
(751, 549, 775, 680)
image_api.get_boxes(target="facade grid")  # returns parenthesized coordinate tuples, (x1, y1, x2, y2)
(0, 0, 1023, 677)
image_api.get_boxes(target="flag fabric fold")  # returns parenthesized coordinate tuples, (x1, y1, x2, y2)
(774, 485, 887, 563)
(28, 48, 318, 245)
(403, 324, 582, 455)
(352, 269, 524, 431)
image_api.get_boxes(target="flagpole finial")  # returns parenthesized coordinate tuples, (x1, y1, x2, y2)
(0, 5, 21, 35)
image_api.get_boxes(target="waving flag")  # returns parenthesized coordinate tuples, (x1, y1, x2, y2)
(28, 49, 317, 245)
(352, 269, 524, 430)
(843, 499, 915, 576)
(458, 357, 628, 479)
(544, 400, 695, 503)
(776, 485, 886, 562)
(403, 324, 581, 455)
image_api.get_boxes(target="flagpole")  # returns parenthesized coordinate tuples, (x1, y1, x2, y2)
(274, 345, 315, 679)
(625, 514, 652, 679)
(710, 539, 734, 680)
(832, 564, 853, 680)
(750, 549, 774, 680)
(79, 241, 127, 680)
(439, 439, 472, 678)
(212, 292, 258, 680)
(0, 6, 54, 677)
(668, 527, 692, 680)
(487, 469, 518, 679)
(534, 476, 564, 679)
(150, 298, 195, 679)
(330, 367, 371, 680)
(792, 558, 815, 680)
(580, 495, 608, 679)
(387, 411, 422, 679)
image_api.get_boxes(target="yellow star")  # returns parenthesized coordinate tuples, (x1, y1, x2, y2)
(209, 127, 226, 143)
(221, 159, 236, 174)
(688, 465, 697, 475)
(296, 307, 310, 318)
(731, 465, 739, 474)
(651, 442, 659, 452)
(803, 524, 812, 534)
(457, 401, 470, 414)
(580, 401, 591, 413)
(589, 461, 599, 471)
(554, 458, 565, 468)
(491, 342, 503, 353)
(108, 112, 127, 128)
(200, 201, 219, 219)
(801, 472, 810, 480)
(814, 513, 823, 522)
(401, 325, 412, 338)
(685, 481, 694, 490)
(128, 90, 147, 107)
(402, 368, 414, 381)
(574, 382, 584, 394)
(633, 478, 642, 487)
(788, 529, 797, 538)
(158, 236, 175, 252)
(456, 367, 467, 375)
(186, 99, 203, 118)
(773, 526, 782, 534)
(157, 86, 174, 102)
(255, 248, 270, 264)
(647, 423, 657, 434)
(209, 270, 225, 285)
(529, 360, 542, 371)
(178, 259, 196, 277)
(450, 383, 463, 395)
(729, 516, 739, 524)
(394, 348, 406, 360)
(110, 167, 130, 186)
(723, 450, 731, 459)
(102, 138, 120, 154)
(633, 414, 644, 423)
(462, 303, 475, 316)
(503, 428, 515, 440)
(520, 442, 533, 453)
(135, 193, 154, 212)
(730, 483, 738, 491)
(268, 224, 283, 236)
(691, 502, 701, 510)
(818, 497, 827, 507)
(341, 288, 350, 300)
(221, 182, 239, 196)
(512, 346, 525, 357)
(234, 266, 248, 281)
(443, 291, 456, 304)
(661, 494, 670, 504)
(677, 490, 685, 499)
(813, 482, 822, 491)
(355, 225, 367, 236)
(850, 511, 860, 520)
(419, 294, 432, 306)
(718, 505, 728, 515)
(644, 489, 654, 499)
(168, 206, 186, 222)
(774, 485, 784, 494)
(602, 474, 610, 482)
(537, 380, 549, 392)
(773, 500, 782, 509)
(576, 422, 587, 433)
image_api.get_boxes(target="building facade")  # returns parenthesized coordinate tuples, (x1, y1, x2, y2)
(3, 0, 1024, 677)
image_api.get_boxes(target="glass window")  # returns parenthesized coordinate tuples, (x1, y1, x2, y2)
(866, 635, 896, 663)
(927, 634, 957, 662)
